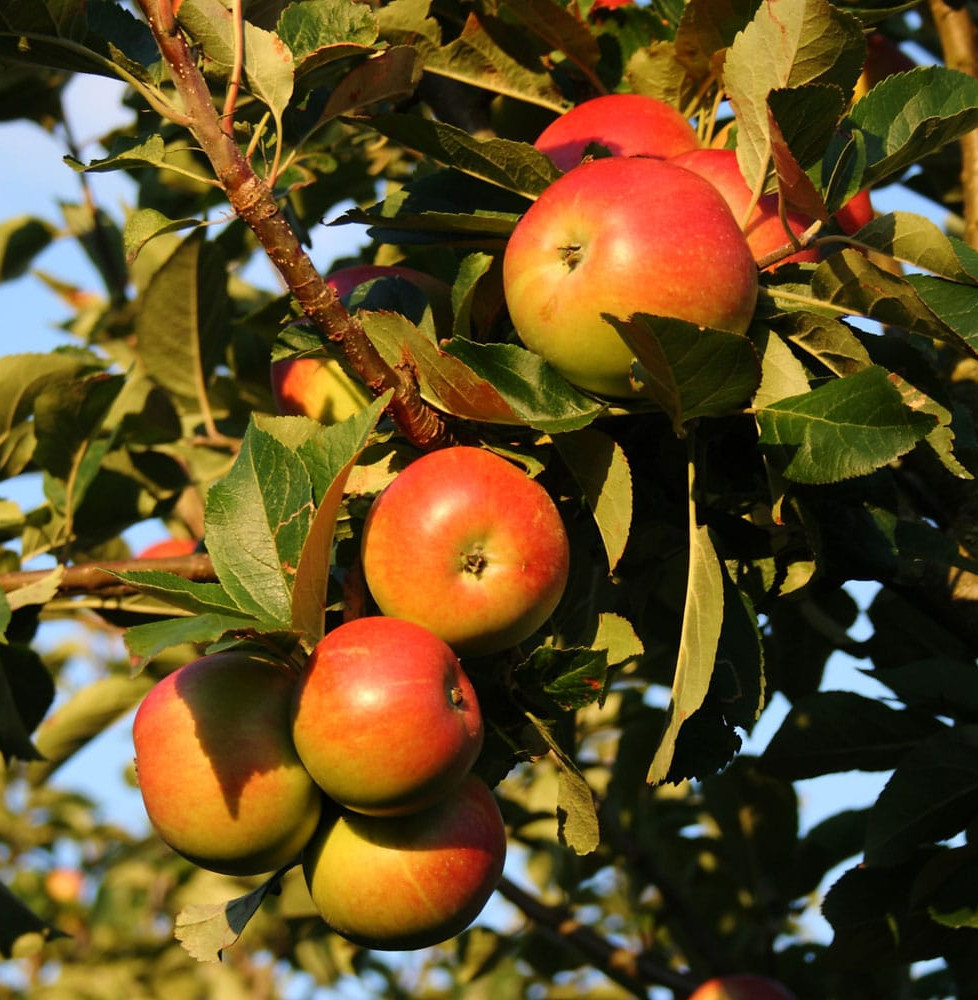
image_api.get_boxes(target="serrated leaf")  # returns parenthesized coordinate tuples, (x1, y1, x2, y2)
(907, 274, 978, 357)
(288, 393, 392, 646)
(866, 725, 978, 866)
(847, 66, 978, 189)
(123, 208, 200, 263)
(124, 610, 260, 665)
(135, 233, 230, 413)
(441, 340, 605, 433)
(610, 314, 761, 431)
(591, 612, 644, 670)
(109, 570, 244, 617)
(526, 714, 599, 855)
(774, 310, 873, 377)
(319, 45, 421, 121)
(752, 326, 812, 409)
(3, 566, 63, 614)
(517, 646, 609, 712)
(204, 423, 315, 628)
(648, 513, 724, 785)
(554, 428, 632, 571)
(175, 878, 279, 962)
(756, 365, 936, 484)
(725, 0, 865, 194)
(355, 112, 561, 199)
(278, 0, 378, 80)
(675, 0, 763, 77)
(68, 133, 169, 174)
(177, 0, 294, 120)
(759, 691, 947, 779)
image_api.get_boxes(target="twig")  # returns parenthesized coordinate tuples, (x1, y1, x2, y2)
(496, 874, 697, 998)
(134, 0, 455, 451)
(0, 554, 217, 597)
(929, 0, 978, 247)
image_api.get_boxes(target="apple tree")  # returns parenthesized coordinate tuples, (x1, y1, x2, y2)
(3, 0, 978, 997)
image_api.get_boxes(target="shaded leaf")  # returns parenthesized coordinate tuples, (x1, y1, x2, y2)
(554, 428, 632, 571)
(0, 215, 56, 281)
(756, 365, 936, 484)
(0, 883, 68, 960)
(0, 644, 54, 765)
(124, 610, 261, 664)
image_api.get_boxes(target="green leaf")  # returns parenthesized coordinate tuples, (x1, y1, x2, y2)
(609, 314, 761, 431)
(759, 691, 947, 780)
(356, 112, 561, 199)
(318, 45, 421, 122)
(175, 877, 282, 962)
(122, 208, 201, 263)
(68, 133, 170, 174)
(124, 611, 260, 664)
(0, 215, 56, 281)
(751, 326, 812, 410)
(0, 644, 55, 765)
(591, 612, 644, 670)
(526, 714, 600, 856)
(554, 428, 632, 572)
(774, 310, 873, 377)
(204, 422, 315, 629)
(648, 501, 724, 784)
(498, 0, 602, 80)
(756, 365, 936, 484)
(846, 66, 978, 190)
(2, 567, 63, 615)
(287, 393, 392, 646)
(675, 0, 763, 77)
(0, 883, 68, 960)
(907, 273, 978, 357)
(870, 658, 978, 724)
(441, 340, 605, 433)
(517, 646, 610, 713)
(177, 0, 294, 121)
(865, 725, 978, 866)
(108, 571, 245, 618)
(278, 0, 378, 80)
(724, 0, 865, 194)
(135, 233, 230, 413)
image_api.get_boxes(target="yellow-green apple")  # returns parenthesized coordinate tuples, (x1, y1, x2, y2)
(502, 156, 759, 396)
(534, 93, 699, 172)
(360, 446, 570, 656)
(303, 774, 506, 951)
(270, 264, 451, 423)
(133, 651, 322, 876)
(688, 974, 798, 1000)
(291, 616, 483, 816)
(137, 537, 198, 559)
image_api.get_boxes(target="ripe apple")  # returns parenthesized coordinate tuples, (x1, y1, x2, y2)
(133, 651, 323, 876)
(137, 537, 198, 559)
(688, 974, 798, 1000)
(834, 187, 874, 235)
(670, 148, 821, 269)
(502, 156, 759, 397)
(291, 616, 484, 816)
(303, 773, 506, 951)
(534, 93, 699, 172)
(270, 263, 452, 423)
(360, 446, 570, 656)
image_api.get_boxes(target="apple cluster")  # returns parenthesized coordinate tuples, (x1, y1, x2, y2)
(133, 445, 571, 951)
(502, 93, 873, 398)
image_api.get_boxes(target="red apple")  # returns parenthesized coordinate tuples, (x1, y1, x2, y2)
(291, 616, 483, 816)
(671, 148, 821, 269)
(502, 156, 759, 397)
(534, 94, 699, 172)
(133, 651, 322, 876)
(303, 773, 506, 951)
(834, 187, 874, 235)
(688, 974, 798, 1000)
(137, 537, 198, 559)
(270, 264, 451, 423)
(360, 446, 570, 656)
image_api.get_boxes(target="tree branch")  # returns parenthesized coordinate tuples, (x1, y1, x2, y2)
(135, 0, 455, 450)
(929, 0, 978, 247)
(496, 875, 697, 998)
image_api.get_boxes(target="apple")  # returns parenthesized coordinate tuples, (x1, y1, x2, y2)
(270, 263, 452, 423)
(853, 32, 916, 104)
(137, 537, 198, 559)
(834, 187, 873, 235)
(502, 156, 759, 397)
(688, 974, 798, 1000)
(360, 446, 570, 656)
(133, 651, 323, 876)
(45, 868, 85, 905)
(303, 773, 506, 951)
(291, 615, 484, 816)
(534, 93, 699, 172)
(670, 148, 820, 269)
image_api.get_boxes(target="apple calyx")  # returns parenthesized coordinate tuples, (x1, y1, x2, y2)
(461, 545, 489, 577)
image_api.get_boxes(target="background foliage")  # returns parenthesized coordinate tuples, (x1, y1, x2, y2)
(3, 0, 978, 997)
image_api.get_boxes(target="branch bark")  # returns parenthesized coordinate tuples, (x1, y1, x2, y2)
(496, 875, 698, 998)
(929, 0, 978, 247)
(135, 0, 455, 450)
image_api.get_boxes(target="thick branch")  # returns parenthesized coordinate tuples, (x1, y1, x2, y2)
(929, 0, 978, 247)
(496, 875, 697, 998)
(135, 0, 455, 450)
